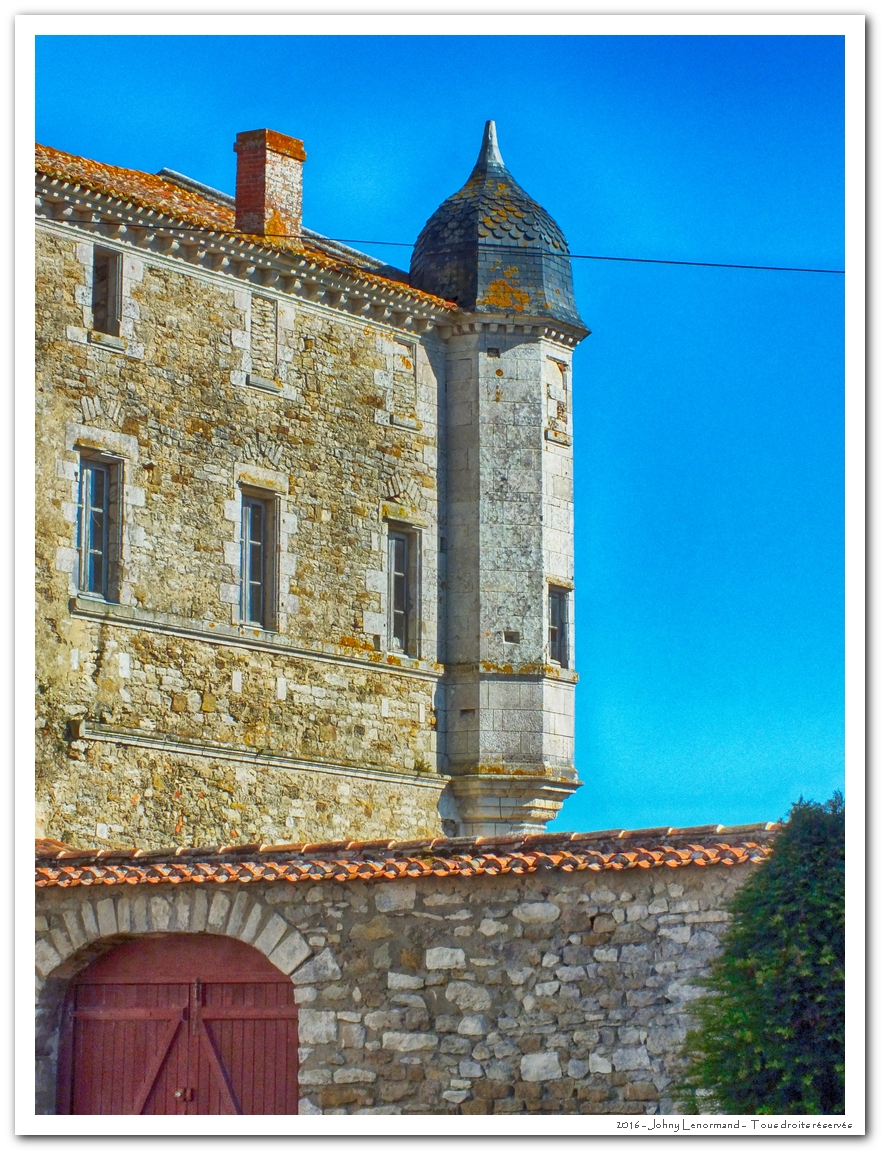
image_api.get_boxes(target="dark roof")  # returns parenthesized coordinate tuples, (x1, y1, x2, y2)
(410, 121, 586, 332)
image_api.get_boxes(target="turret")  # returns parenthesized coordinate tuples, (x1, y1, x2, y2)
(416, 122, 589, 835)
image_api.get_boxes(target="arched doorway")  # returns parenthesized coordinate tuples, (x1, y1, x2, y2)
(56, 934, 299, 1115)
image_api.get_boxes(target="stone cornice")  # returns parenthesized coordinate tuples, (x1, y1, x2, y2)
(67, 717, 449, 790)
(35, 173, 456, 335)
(68, 595, 443, 681)
(435, 312, 589, 348)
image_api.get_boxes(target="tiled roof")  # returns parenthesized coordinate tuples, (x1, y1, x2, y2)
(35, 825, 779, 889)
(35, 143, 456, 312)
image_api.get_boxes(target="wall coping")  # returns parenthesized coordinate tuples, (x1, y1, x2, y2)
(36, 825, 780, 889)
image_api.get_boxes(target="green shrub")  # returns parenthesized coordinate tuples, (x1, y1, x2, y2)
(676, 794, 845, 1115)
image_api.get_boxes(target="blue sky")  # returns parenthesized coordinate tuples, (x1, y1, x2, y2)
(35, 34, 845, 832)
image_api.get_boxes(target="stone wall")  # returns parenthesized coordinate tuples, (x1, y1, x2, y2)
(35, 855, 762, 1115)
(36, 222, 449, 849)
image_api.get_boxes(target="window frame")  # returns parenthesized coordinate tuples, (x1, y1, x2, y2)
(548, 585, 570, 669)
(91, 246, 122, 337)
(387, 524, 421, 658)
(240, 488, 278, 630)
(77, 453, 122, 601)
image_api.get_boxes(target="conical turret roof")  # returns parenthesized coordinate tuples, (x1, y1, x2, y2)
(410, 122, 585, 331)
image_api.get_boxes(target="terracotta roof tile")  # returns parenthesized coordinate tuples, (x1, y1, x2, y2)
(35, 826, 779, 889)
(35, 142, 456, 311)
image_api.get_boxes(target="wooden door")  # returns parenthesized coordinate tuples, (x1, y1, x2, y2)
(57, 935, 298, 1115)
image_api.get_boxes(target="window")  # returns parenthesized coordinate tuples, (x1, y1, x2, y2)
(78, 456, 121, 599)
(241, 492, 276, 627)
(92, 248, 121, 336)
(548, 586, 569, 667)
(388, 527, 420, 656)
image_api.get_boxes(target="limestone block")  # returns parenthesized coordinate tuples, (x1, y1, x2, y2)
(298, 1010, 337, 1045)
(594, 948, 618, 963)
(238, 902, 265, 945)
(688, 929, 722, 950)
(478, 918, 507, 937)
(171, 890, 191, 931)
(457, 1014, 489, 1036)
(291, 948, 342, 984)
(382, 1032, 439, 1052)
(612, 1047, 651, 1072)
(443, 1090, 470, 1104)
(339, 1023, 366, 1048)
(268, 929, 311, 975)
(520, 1052, 562, 1082)
(81, 903, 99, 941)
(96, 898, 117, 938)
(207, 890, 232, 932)
(375, 883, 416, 912)
(556, 965, 586, 982)
(457, 1060, 483, 1079)
(388, 972, 424, 989)
(446, 981, 492, 1013)
(588, 1054, 612, 1074)
(226, 891, 252, 939)
(534, 981, 559, 997)
(334, 1068, 376, 1084)
(49, 928, 75, 962)
(299, 1070, 333, 1086)
(658, 925, 691, 944)
(253, 913, 288, 957)
(188, 888, 208, 933)
(425, 947, 466, 970)
(35, 939, 61, 978)
(364, 1010, 404, 1031)
(507, 968, 532, 986)
(513, 901, 560, 925)
(62, 910, 86, 952)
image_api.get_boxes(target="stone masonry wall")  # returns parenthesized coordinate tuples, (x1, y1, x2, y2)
(36, 223, 448, 848)
(35, 859, 759, 1115)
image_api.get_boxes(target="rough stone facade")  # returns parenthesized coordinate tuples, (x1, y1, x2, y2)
(35, 838, 773, 1115)
(33, 127, 777, 1120)
(35, 121, 589, 850)
(36, 146, 453, 849)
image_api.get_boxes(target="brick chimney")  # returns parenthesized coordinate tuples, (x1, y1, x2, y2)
(234, 128, 306, 238)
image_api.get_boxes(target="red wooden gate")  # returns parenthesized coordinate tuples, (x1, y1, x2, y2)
(56, 935, 299, 1115)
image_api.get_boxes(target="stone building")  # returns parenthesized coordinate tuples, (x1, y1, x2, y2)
(36, 120, 585, 850)
(33, 122, 777, 1117)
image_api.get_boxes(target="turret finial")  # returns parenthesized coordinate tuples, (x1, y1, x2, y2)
(476, 120, 504, 169)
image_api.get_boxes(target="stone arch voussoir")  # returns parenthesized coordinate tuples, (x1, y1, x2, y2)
(35, 879, 343, 1114)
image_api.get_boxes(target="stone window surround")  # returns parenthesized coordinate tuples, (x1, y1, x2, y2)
(377, 502, 428, 661)
(56, 424, 144, 606)
(69, 237, 145, 359)
(76, 453, 123, 602)
(547, 581, 574, 670)
(387, 525, 421, 660)
(222, 463, 293, 633)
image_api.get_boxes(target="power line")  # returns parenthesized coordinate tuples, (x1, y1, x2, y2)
(86, 222, 845, 274)
(324, 240, 843, 274)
